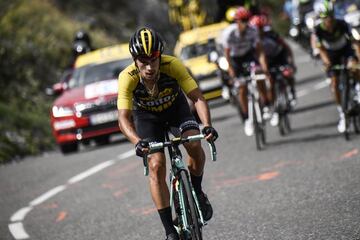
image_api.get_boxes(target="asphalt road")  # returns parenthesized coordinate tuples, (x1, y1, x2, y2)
(1, 42, 360, 240)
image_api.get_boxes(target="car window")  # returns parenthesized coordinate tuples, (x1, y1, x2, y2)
(180, 41, 213, 60)
(68, 59, 132, 89)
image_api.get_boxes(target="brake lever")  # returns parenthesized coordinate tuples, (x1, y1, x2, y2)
(207, 141, 217, 162)
(143, 153, 149, 176)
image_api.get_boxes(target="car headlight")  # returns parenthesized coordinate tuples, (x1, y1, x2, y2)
(74, 102, 95, 112)
(218, 57, 229, 71)
(52, 106, 74, 117)
(352, 28, 360, 41)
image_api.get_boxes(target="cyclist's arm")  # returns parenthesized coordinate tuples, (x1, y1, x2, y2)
(187, 88, 212, 127)
(256, 42, 270, 75)
(118, 109, 141, 144)
(318, 46, 331, 67)
(224, 47, 235, 78)
(117, 67, 141, 144)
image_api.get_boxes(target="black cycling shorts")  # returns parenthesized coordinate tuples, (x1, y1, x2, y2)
(327, 44, 357, 77)
(133, 93, 199, 151)
(230, 51, 258, 78)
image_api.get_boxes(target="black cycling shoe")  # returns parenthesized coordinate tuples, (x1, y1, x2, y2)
(197, 192, 213, 221)
(166, 232, 179, 240)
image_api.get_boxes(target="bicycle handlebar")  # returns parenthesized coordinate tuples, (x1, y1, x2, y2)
(142, 134, 217, 176)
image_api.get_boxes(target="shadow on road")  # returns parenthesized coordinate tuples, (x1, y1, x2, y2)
(267, 132, 341, 147)
(291, 121, 337, 133)
(296, 73, 325, 86)
(292, 100, 334, 114)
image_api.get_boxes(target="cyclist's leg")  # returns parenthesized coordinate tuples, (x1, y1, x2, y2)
(167, 94, 204, 178)
(256, 78, 269, 106)
(133, 110, 176, 237)
(167, 96, 213, 221)
(230, 56, 249, 119)
(327, 50, 346, 132)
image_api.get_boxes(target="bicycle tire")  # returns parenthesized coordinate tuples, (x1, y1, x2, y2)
(179, 170, 202, 240)
(340, 69, 350, 140)
(353, 114, 360, 134)
(252, 97, 262, 151)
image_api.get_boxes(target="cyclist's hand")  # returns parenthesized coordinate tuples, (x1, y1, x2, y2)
(202, 126, 218, 142)
(135, 140, 149, 157)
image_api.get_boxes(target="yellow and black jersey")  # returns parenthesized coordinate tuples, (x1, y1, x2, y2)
(117, 55, 198, 112)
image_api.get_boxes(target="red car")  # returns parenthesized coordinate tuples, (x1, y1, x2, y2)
(50, 44, 132, 154)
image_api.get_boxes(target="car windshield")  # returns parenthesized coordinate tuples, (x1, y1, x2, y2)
(180, 41, 213, 60)
(68, 59, 132, 89)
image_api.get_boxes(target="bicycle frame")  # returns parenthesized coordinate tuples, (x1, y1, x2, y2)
(332, 62, 360, 139)
(142, 132, 217, 239)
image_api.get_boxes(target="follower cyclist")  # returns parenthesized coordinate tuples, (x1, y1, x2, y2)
(221, 6, 272, 136)
(249, 14, 297, 126)
(117, 27, 218, 240)
(312, 2, 360, 133)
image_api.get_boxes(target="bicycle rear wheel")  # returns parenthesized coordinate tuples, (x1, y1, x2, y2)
(340, 69, 350, 140)
(179, 170, 202, 240)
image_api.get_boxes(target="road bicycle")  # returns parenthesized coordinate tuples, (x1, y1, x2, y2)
(230, 62, 267, 150)
(332, 63, 360, 140)
(142, 130, 217, 240)
(270, 65, 294, 136)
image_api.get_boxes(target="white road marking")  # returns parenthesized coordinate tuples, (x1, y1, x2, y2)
(29, 185, 66, 207)
(297, 79, 330, 97)
(10, 207, 33, 222)
(8, 150, 135, 239)
(117, 149, 135, 159)
(8, 223, 29, 240)
(67, 160, 115, 184)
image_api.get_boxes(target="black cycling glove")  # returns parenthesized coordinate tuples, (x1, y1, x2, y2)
(202, 126, 218, 142)
(135, 140, 149, 157)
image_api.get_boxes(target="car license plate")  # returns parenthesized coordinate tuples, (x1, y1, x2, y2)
(90, 110, 118, 125)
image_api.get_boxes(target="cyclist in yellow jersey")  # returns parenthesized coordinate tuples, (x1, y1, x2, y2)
(117, 27, 218, 240)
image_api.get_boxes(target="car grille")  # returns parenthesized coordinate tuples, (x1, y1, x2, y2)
(80, 121, 119, 134)
(81, 97, 117, 116)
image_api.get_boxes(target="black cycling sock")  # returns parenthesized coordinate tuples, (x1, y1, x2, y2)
(158, 207, 176, 235)
(190, 173, 203, 195)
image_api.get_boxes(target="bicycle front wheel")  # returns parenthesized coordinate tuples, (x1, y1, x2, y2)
(179, 170, 202, 240)
(252, 98, 265, 150)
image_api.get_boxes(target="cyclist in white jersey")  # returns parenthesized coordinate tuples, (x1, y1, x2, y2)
(221, 6, 272, 136)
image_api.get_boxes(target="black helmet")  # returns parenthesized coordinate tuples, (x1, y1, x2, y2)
(72, 40, 90, 56)
(74, 30, 91, 46)
(129, 27, 164, 59)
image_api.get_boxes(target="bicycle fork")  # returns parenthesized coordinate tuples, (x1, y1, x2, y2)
(169, 158, 205, 233)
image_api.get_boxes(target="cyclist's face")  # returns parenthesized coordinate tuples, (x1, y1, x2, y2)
(236, 19, 248, 32)
(323, 16, 334, 30)
(135, 55, 160, 81)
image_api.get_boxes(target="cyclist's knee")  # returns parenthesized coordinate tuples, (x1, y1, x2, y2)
(148, 153, 166, 177)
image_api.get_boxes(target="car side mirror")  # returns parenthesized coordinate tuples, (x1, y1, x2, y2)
(45, 82, 66, 96)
